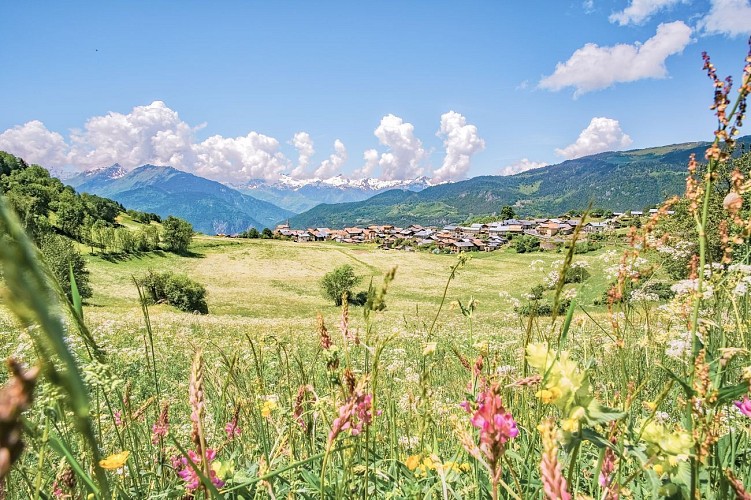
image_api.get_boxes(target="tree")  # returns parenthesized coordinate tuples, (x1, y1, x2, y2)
(39, 234, 92, 300)
(161, 216, 193, 253)
(500, 205, 515, 220)
(261, 228, 273, 239)
(320, 264, 361, 306)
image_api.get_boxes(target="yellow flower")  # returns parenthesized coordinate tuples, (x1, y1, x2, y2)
(561, 418, 578, 433)
(459, 462, 471, 472)
(405, 454, 421, 471)
(99, 450, 130, 470)
(261, 399, 278, 418)
(526, 343, 552, 371)
(536, 387, 562, 404)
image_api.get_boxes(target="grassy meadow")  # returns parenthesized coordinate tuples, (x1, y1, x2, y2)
(1, 48, 750, 498)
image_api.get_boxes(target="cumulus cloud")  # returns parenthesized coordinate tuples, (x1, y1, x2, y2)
(373, 114, 426, 180)
(352, 148, 379, 179)
(0, 120, 70, 167)
(0, 101, 300, 183)
(698, 0, 751, 36)
(192, 132, 287, 182)
(289, 132, 315, 179)
(500, 158, 549, 176)
(555, 117, 633, 159)
(313, 140, 348, 179)
(432, 111, 485, 182)
(609, 0, 685, 25)
(69, 101, 197, 170)
(539, 21, 692, 96)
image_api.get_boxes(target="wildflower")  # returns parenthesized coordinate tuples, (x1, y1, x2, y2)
(260, 398, 278, 418)
(99, 451, 130, 470)
(735, 396, 751, 417)
(225, 405, 242, 439)
(0, 359, 38, 479)
(151, 403, 169, 445)
(405, 454, 421, 471)
(538, 419, 571, 500)
(175, 448, 224, 491)
(113, 410, 123, 427)
(327, 389, 378, 448)
(423, 342, 437, 356)
(726, 469, 751, 500)
(640, 420, 693, 476)
(189, 350, 206, 451)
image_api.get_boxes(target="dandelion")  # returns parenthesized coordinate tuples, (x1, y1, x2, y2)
(99, 451, 130, 470)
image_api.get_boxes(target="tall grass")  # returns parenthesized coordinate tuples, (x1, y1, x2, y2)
(0, 41, 750, 499)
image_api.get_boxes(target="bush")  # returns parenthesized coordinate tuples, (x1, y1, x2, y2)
(514, 235, 540, 253)
(161, 216, 193, 253)
(563, 265, 591, 284)
(321, 265, 362, 306)
(39, 234, 92, 300)
(135, 269, 208, 314)
(515, 299, 570, 317)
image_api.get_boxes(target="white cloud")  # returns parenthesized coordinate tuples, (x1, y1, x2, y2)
(352, 148, 379, 179)
(192, 132, 287, 182)
(698, 0, 751, 36)
(0, 101, 296, 183)
(609, 0, 685, 25)
(0, 120, 69, 167)
(313, 139, 348, 179)
(69, 100, 197, 170)
(289, 132, 315, 179)
(500, 158, 549, 176)
(555, 117, 633, 159)
(539, 21, 692, 96)
(432, 111, 485, 182)
(373, 114, 426, 180)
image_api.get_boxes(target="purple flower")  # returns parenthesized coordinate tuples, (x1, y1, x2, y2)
(175, 448, 224, 491)
(735, 396, 751, 417)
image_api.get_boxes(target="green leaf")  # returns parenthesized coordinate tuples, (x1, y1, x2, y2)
(69, 262, 83, 320)
(716, 382, 749, 406)
(585, 400, 626, 426)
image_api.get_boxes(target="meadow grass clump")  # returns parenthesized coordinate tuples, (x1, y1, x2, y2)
(0, 40, 750, 499)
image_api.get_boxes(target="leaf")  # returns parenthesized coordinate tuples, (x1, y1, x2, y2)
(716, 382, 749, 406)
(69, 263, 83, 320)
(585, 400, 626, 426)
(658, 364, 693, 397)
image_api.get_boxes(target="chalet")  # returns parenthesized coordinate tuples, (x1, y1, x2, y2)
(584, 222, 608, 233)
(452, 241, 476, 253)
(630, 210, 644, 216)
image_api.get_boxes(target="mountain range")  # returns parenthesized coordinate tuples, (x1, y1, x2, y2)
(64, 136, 751, 232)
(287, 137, 751, 228)
(67, 164, 294, 234)
(231, 175, 433, 213)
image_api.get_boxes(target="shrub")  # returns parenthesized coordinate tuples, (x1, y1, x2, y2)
(135, 269, 208, 314)
(321, 264, 362, 306)
(39, 234, 92, 300)
(161, 216, 193, 253)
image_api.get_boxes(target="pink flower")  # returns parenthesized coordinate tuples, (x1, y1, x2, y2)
(151, 422, 169, 444)
(113, 410, 123, 427)
(328, 391, 378, 447)
(464, 384, 518, 467)
(225, 420, 242, 439)
(174, 448, 224, 491)
(735, 396, 751, 417)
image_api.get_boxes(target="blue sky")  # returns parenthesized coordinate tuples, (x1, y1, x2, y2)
(1, 1, 750, 184)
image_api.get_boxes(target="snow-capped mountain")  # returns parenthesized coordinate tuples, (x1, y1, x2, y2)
(231, 175, 435, 213)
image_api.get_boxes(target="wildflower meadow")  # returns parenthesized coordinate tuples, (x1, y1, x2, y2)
(0, 42, 750, 499)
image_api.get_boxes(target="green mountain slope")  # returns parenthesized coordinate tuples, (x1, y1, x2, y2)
(70, 165, 293, 233)
(288, 138, 751, 227)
